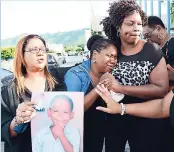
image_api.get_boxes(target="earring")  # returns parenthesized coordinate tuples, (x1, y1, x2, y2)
(157, 32, 164, 40)
(93, 60, 96, 63)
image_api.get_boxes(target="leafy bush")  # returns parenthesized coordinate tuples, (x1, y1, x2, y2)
(64, 44, 84, 53)
(1, 47, 15, 60)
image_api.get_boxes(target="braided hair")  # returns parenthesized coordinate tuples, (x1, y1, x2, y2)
(101, 0, 147, 53)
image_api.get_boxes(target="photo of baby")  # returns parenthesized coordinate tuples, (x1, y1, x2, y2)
(31, 92, 84, 152)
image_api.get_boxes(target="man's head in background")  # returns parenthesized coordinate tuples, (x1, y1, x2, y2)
(143, 16, 168, 45)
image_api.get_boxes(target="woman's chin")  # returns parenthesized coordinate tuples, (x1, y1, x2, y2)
(36, 64, 46, 69)
(104, 69, 112, 73)
(34, 66, 45, 72)
(106, 66, 113, 72)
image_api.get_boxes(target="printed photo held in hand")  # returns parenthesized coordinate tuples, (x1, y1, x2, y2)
(31, 92, 84, 152)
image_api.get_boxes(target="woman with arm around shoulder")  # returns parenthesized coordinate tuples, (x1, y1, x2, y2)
(100, 1, 169, 152)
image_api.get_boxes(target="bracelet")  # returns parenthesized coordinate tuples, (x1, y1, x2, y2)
(120, 103, 126, 115)
(13, 117, 21, 126)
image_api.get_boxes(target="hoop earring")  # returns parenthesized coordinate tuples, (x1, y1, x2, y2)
(157, 32, 164, 40)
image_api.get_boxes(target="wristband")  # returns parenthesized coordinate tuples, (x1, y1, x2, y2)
(120, 103, 126, 115)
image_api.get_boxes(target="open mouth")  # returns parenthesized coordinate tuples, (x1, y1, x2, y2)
(130, 33, 140, 37)
(37, 58, 44, 63)
(131, 35, 139, 37)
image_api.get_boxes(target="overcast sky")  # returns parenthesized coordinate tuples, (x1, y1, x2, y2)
(1, 0, 168, 39)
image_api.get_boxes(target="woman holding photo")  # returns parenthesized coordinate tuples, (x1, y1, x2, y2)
(1, 34, 65, 152)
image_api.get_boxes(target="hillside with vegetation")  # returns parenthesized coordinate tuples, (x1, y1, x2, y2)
(1, 28, 89, 47)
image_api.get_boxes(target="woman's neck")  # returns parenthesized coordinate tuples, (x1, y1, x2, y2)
(90, 62, 103, 78)
(25, 69, 45, 80)
(24, 70, 46, 92)
(121, 40, 143, 55)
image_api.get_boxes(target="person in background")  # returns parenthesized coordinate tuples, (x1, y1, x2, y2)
(143, 16, 174, 91)
(1, 34, 65, 152)
(100, 0, 169, 152)
(64, 35, 118, 152)
(142, 15, 174, 152)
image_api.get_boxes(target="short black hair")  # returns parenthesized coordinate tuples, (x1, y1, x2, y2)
(101, 0, 147, 52)
(146, 16, 166, 29)
(87, 35, 116, 59)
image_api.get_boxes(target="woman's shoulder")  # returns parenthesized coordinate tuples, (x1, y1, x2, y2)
(143, 41, 162, 57)
(169, 37, 174, 42)
(66, 63, 87, 75)
(1, 79, 16, 93)
(1, 80, 17, 107)
(143, 41, 161, 52)
(168, 37, 174, 48)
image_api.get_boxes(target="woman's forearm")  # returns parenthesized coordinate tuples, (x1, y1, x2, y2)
(117, 84, 168, 99)
(84, 89, 99, 111)
(125, 99, 166, 118)
(125, 90, 173, 118)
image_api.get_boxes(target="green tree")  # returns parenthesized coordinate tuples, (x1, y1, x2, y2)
(1, 47, 15, 60)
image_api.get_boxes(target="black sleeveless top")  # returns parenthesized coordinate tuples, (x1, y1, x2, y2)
(112, 42, 163, 104)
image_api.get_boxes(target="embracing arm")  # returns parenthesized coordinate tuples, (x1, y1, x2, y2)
(115, 58, 169, 99)
(84, 89, 99, 111)
(96, 84, 173, 119)
(125, 90, 173, 118)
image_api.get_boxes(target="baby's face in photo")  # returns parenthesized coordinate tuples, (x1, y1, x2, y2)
(49, 99, 73, 127)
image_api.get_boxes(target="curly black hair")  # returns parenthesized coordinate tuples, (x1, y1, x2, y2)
(101, 0, 147, 52)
